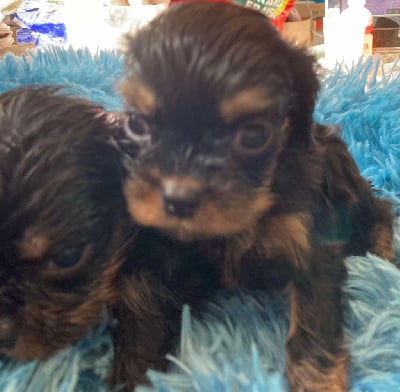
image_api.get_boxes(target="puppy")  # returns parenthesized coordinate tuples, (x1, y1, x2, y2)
(0, 86, 218, 391)
(0, 86, 133, 361)
(120, 3, 395, 391)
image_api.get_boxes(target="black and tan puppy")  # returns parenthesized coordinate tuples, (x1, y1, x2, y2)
(0, 86, 131, 361)
(0, 86, 217, 391)
(119, 3, 395, 391)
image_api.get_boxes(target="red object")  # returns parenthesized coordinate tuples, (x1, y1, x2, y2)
(365, 25, 373, 34)
(170, 0, 231, 4)
(271, 0, 295, 32)
(315, 18, 323, 32)
(169, 0, 295, 33)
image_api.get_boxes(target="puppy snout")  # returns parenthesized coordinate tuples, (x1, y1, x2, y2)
(162, 177, 203, 218)
(0, 317, 17, 349)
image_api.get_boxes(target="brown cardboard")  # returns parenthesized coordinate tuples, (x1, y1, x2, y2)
(0, 43, 35, 56)
(295, 2, 325, 19)
(282, 18, 311, 47)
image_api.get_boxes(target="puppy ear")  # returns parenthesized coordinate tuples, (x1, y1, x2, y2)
(285, 45, 320, 148)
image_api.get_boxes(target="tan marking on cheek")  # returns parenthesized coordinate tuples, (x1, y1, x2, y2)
(19, 229, 49, 260)
(124, 173, 275, 242)
(124, 177, 165, 226)
(122, 78, 156, 116)
(220, 87, 273, 123)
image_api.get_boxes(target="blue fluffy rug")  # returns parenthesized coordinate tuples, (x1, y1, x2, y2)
(1, 48, 400, 392)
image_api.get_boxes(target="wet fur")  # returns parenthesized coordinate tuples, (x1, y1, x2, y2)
(120, 3, 395, 391)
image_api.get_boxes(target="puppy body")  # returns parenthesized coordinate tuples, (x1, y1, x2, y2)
(120, 3, 394, 391)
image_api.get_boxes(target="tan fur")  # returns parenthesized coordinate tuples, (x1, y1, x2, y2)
(220, 213, 311, 289)
(369, 224, 396, 261)
(258, 213, 311, 268)
(287, 348, 348, 392)
(19, 229, 49, 260)
(124, 176, 275, 241)
(122, 78, 157, 115)
(220, 87, 273, 123)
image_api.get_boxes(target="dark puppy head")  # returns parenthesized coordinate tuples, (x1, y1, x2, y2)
(0, 86, 130, 360)
(121, 2, 319, 241)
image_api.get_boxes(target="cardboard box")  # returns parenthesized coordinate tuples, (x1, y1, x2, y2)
(282, 18, 311, 47)
(296, 2, 325, 19)
(282, 2, 326, 47)
(372, 14, 400, 48)
(0, 42, 35, 56)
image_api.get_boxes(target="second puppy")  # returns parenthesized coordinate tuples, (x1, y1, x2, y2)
(0, 86, 129, 361)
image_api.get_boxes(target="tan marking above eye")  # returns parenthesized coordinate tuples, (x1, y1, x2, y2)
(219, 87, 274, 123)
(121, 78, 156, 116)
(19, 229, 49, 261)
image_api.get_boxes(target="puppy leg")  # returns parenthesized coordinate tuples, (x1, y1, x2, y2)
(286, 245, 348, 392)
(109, 273, 180, 391)
(221, 213, 348, 390)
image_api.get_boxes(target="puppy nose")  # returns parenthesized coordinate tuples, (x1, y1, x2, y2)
(0, 317, 17, 349)
(163, 194, 201, 218)
(162, 177, 203, 218)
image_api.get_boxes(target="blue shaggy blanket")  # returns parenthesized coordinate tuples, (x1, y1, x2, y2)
(1, 48, 400, 392)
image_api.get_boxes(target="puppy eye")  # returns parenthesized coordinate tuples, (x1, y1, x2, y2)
(233, 125, 269, 155)
(42, 245, 92, 283)
(123, 112, 151, 143)
(52, 248, 85, 269)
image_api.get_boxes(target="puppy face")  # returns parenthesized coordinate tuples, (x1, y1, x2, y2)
(0, 87, 130, 360)
(121, 2, 319, 241)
